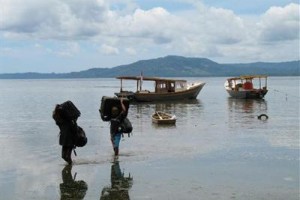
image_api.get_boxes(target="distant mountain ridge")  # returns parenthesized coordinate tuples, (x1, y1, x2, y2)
(0, 55, 299, 79)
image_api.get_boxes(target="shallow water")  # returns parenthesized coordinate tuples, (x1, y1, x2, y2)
(0, 77, 299, 200)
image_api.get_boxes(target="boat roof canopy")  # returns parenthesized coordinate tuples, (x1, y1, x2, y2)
(227, 75, 268, 81)
(116, 76, 187, 82)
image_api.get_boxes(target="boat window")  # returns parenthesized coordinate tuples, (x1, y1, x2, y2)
(155, 81, 169, 93)
(155, 82, 166, 89)
(158, 83, 166, 88)
(176, 82, 186, 88)
(168, 82, 175, 92)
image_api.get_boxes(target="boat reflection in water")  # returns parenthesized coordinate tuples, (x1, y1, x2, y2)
(100, 161, 133, 200)
(60, 165, 88, 200)
(132, 99, 202, 116)
(131, 99, 202, 129)
(227, 98, 268, 129)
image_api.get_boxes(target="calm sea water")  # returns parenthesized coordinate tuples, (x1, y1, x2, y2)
(0, 77, 299, 200)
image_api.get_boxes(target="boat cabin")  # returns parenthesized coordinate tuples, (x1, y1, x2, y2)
(155, 79, 187, 93)
(116, 76, 188, 94)
(226, 75, 268, 91)
(115, 76, 205, 101)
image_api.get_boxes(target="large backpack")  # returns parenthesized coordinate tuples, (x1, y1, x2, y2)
(118, 118, 133, 138)
(119, 118, 133, 134)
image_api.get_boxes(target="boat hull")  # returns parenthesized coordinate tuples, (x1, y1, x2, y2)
(133, 82, 205, 102)
(152, 112, 176, 124)
(226, 89, 268, 99)
(152, 118, 176, 124)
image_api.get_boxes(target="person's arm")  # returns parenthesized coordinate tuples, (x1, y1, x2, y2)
(53, 105, 65, 126)
(116, 98, 127, 122)
(120, 98, 126, 113)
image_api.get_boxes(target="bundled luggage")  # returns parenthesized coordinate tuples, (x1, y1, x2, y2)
(53, 100, 80, 122)
(53, 100, 87, 148)
(99, 96, 130, 121)
(60, 100, 81, 121)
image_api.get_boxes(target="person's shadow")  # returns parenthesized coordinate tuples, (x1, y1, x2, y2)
(60, 165, 88, 200)
(100, 161, 133, 200)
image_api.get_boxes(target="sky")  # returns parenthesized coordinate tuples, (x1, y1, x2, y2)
(0, 0, 299, 73)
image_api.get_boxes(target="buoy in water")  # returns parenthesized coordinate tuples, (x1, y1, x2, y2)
(258, 114, 268, 120)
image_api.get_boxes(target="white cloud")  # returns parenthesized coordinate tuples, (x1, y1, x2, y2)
(105, 8, 176, 43)
(0, 0, 299, 72)
(1, 0, 297, 46)
(125, 47, 137, 55)
(0, 0, 109, 39)
(258, 3, 299, 42)
(100, 44, 119, 55)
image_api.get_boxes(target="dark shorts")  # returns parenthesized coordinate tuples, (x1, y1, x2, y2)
(111, 132, 122, 148)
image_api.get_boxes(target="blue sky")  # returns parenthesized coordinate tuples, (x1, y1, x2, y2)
(0, 0, 299, 73)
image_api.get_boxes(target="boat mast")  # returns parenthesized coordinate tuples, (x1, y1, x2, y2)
(120, 79, 123, 92)
(139, 72, 143, 91)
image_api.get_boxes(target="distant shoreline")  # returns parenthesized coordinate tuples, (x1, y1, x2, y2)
(0, 56, 299, 79)
(0, 75, 299, 80)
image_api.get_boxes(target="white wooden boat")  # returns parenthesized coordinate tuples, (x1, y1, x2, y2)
(115, 76, 205, 102)
(224, 75, 268, 99)
(152, 111, 176, 125)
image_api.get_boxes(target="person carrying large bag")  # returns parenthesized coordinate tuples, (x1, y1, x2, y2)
(109, 98, 132, 156)
(53, 101, 87, 165)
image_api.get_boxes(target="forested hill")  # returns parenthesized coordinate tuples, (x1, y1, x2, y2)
(0, 55, 299, 79)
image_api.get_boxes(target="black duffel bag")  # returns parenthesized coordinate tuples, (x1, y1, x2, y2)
(119, 118, 133, 134)
(75, 126, 87, 147)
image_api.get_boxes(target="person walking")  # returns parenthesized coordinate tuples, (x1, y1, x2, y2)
(53, 105, 77, 165)
(110, 98, 127, 156)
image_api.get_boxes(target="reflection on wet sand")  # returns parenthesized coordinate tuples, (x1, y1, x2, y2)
(132, 99, 202, 118)
(100, 161, 133, 200)
(60, 165, 88, 200)
(130, 99, 203, 132)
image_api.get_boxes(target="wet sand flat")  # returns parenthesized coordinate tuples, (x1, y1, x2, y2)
(0, 77, 299, 199)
